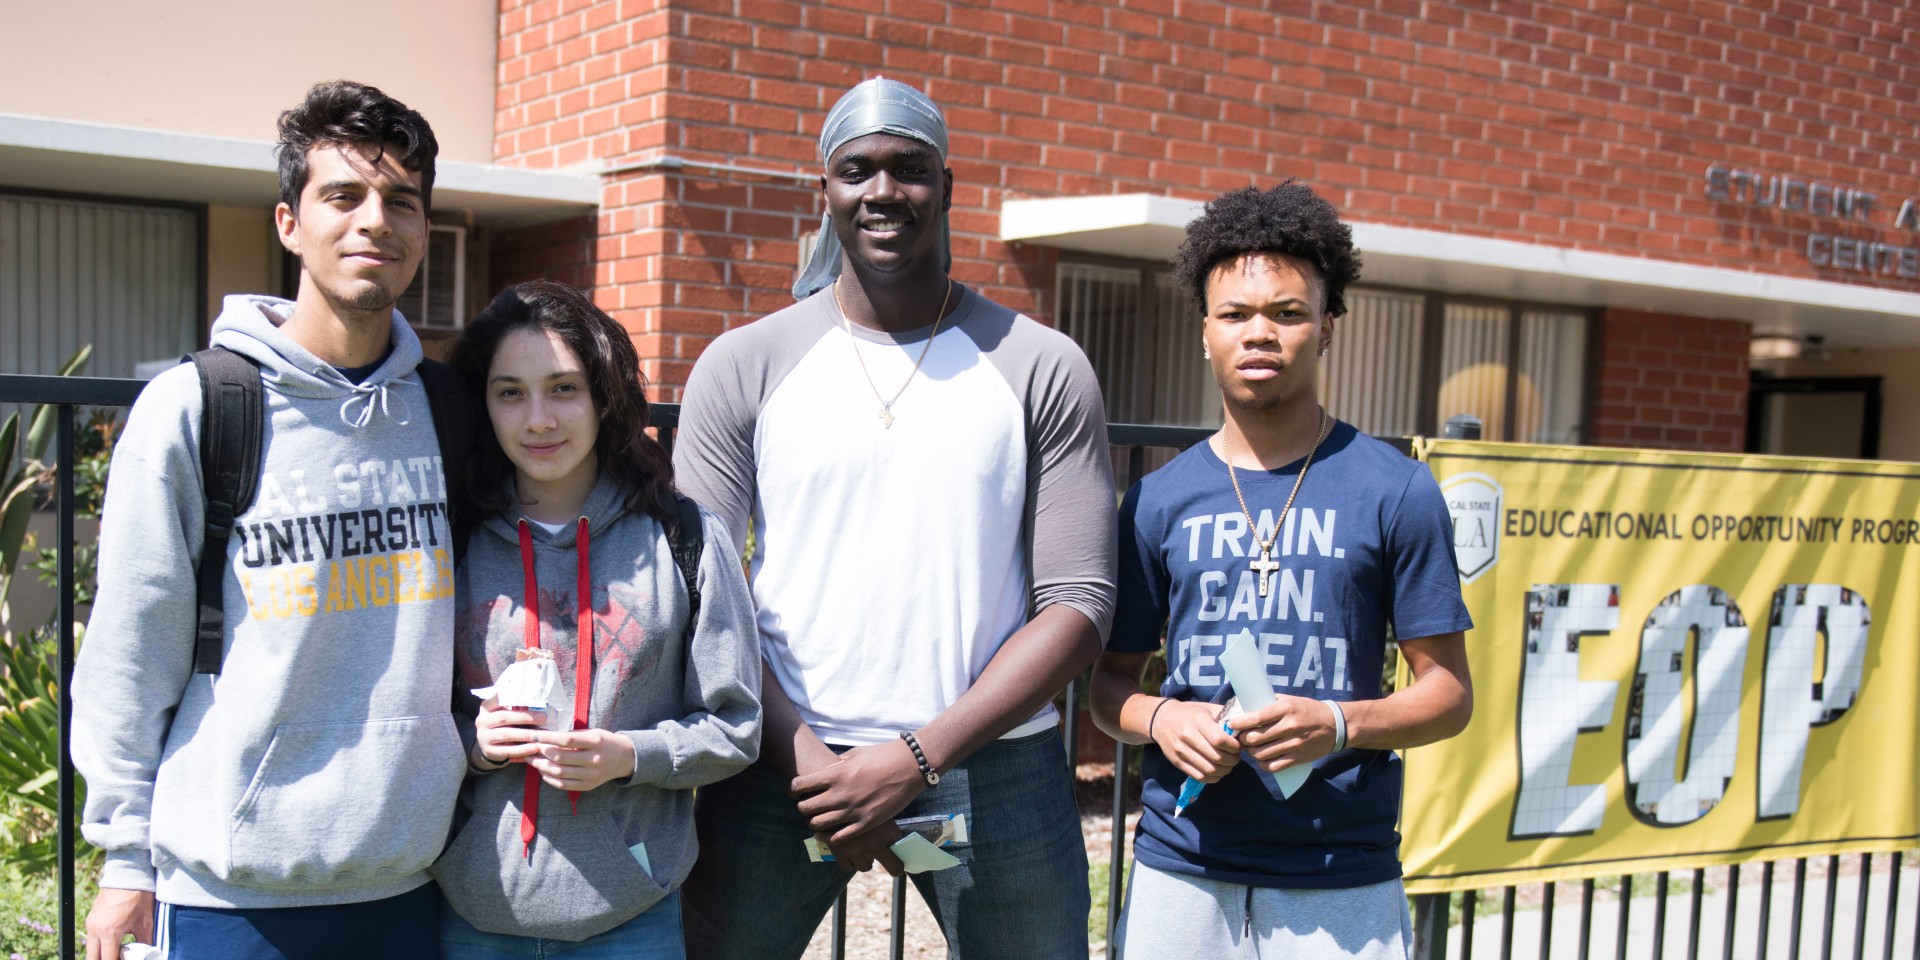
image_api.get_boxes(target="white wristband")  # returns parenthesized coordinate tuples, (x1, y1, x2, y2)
(1324, 699, 1348, 753)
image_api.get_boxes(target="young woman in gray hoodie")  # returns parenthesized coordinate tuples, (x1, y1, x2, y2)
(430, 281, 761, 956)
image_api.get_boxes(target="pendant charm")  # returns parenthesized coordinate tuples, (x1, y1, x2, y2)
(879, 407, 895, 429)
(1249, 544, 1280, 598)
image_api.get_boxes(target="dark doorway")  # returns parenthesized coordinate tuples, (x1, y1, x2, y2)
(1746, 375, 1881, 459)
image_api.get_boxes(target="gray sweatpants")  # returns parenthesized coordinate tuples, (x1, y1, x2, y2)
(1115, 861, 1412, 960)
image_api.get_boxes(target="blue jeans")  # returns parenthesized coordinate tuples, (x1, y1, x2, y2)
(438, 890, 686, 959)
(157, 883, 438, 959)
(681, 728, 1089, 960)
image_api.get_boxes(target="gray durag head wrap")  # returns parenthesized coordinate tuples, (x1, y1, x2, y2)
(792, 76, 951, 300)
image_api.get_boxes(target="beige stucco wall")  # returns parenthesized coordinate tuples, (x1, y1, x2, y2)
(0, 1, 497, 163)
(205, 204, 278, 326)
(1774, 348, 1920, 464)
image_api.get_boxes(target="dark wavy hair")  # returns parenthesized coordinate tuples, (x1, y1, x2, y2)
(1171, 180, 1362, 319)
(451, 281, 678, 528)
(276, 80, 439, 212)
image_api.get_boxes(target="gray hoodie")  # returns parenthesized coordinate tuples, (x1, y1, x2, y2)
(71, 295, 467, 908)
(431, 475, 760, 942)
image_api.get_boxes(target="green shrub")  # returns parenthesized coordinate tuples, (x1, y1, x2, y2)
(0, 624, 86, 873)
(0, 864, 94, 959)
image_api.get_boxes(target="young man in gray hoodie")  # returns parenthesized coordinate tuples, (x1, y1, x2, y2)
(71, 80, 466, 960)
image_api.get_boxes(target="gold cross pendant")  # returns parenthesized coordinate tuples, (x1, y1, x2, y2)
(878, 407, 895, 429)
(1249, 545, 1280, 598)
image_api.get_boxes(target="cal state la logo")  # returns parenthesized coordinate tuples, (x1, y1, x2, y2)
(1440, 472, 1501, 583)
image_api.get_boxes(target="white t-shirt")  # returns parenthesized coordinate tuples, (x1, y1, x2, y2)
(674, 285, 1116, 745)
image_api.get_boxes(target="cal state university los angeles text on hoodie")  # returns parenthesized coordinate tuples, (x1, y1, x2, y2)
(71, 295, 467, 908)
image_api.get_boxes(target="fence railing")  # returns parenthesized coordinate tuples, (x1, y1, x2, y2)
(5, 373, 1915, 960)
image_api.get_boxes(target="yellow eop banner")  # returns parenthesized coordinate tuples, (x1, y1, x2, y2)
(1400, 439, 1920, 894)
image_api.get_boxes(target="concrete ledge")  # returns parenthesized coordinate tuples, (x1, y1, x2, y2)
(999, 193, 1920, 348)
(0, 113, 598, 225)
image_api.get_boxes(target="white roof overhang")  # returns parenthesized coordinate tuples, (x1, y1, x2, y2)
(1001, 193, 1920, 349)
(0, 113, 598, 227)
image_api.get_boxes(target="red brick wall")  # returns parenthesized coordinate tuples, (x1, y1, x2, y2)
(491, 0, 1919, 397)
(1590, 309, 1751, 452)
(489, 214, 598, 294)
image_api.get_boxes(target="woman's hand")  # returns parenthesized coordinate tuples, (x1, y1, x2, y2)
(1150, 699, 1241, 783)
(473, 697, 546, 768)
(525, 728, 638, 792)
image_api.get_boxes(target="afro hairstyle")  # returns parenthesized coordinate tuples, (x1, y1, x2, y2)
(1170, 180, 1362, 319)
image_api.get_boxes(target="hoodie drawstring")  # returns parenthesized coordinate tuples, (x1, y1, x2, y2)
(571, 516, 593, 814)
(337, 376, 415, 429)
(515, 517, 593, 858)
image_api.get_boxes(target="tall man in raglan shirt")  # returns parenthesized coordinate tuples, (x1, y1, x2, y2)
(673, 77, 1116, 958)
(1091, 182, 1475, 959)
(72, 81, 466, 960)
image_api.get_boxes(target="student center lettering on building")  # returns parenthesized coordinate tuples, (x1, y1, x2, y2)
(2, 0, 1916, 462)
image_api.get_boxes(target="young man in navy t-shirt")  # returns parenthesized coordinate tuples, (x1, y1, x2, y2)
(1091, 182, 1474, 959)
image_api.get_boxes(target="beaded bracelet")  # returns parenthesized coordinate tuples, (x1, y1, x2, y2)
(899, 731, 940, 785)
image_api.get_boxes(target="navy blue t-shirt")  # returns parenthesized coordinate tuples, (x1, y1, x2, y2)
(1110, 421, 1472, 889)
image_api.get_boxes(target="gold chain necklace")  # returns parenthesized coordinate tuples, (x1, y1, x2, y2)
(1221, 407, 1328, 598)
(833, 277, 952, 429)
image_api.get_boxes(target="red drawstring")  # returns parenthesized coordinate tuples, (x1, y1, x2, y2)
(571, 516, 591, 816)
(514, 517, 594, 858)
(517, 522, 539, 858)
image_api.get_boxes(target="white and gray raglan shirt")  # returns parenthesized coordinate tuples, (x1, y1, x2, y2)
(673, 285, 1116, 747)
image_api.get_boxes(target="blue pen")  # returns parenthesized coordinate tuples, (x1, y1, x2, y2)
(1172, 719, 1234, 817)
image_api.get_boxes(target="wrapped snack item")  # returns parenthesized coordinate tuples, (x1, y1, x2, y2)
(471, 647, 573, 732)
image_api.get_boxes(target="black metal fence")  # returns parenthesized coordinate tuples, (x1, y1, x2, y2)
(5, 373, 1915, 960)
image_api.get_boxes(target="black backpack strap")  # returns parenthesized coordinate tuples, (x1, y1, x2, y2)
(666, 494, 705, 641)
(187, 347, 263, 676)
(415, 359, 474, 564)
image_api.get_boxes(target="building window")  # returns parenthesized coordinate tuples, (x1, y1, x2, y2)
(0, 192, 200, 383)
(1324, 288, 1426, 437)
(1055, 256, 1590, 443)
(1432, 301, 1589, 443)
(396, 225, 466, 330)
(1054, 261, 1220, 429)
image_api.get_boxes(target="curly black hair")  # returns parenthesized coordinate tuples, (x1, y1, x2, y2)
(275, 80, 439, 213)
(1171, 180, 1362, 319)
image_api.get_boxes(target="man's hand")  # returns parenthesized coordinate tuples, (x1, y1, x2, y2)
(473, 697, 546, 767)
(1149, 699, 1241, 783)
(1231, 695, 1338, 773)
(790, 739, 927, 843)
(818, 822, 908, 876)
(85, 887, 153, 960)
(525, 729, 638, 792)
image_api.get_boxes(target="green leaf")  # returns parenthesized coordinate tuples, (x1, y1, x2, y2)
(22, 345, 92, 461)
(57, 344, 93, 377)
(16, 768, 56, 796)
(0, 474, 41, 586)
(22, 402, 54, 463)
(0, 410, 18, 478)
